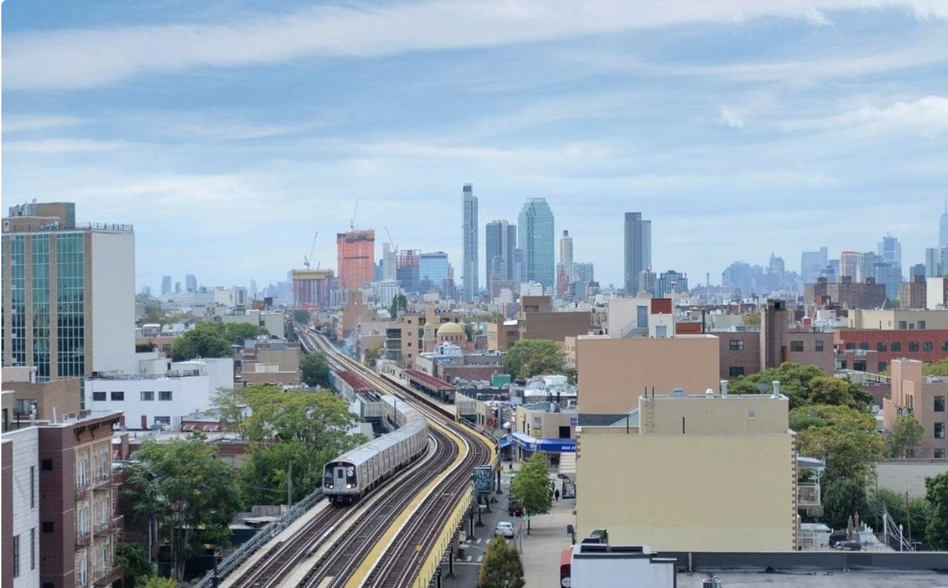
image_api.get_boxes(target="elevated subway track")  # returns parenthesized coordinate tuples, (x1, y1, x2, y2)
(299, 326, 496, 588)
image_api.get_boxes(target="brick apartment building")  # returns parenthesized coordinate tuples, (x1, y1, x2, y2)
(804, 276, 886, 310)
(884, 360, 948, 458)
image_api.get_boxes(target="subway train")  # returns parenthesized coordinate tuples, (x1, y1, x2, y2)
(323, 394, 428, 504)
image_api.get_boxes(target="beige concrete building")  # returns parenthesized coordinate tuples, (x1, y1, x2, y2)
(883, 359, 948, 458)
(487, 317, 520, 352)
(2, 366, 81, 422)
(576, 335, 719, 424)
(239, 340, 301, 386)
(518, 296, 593, 346)
(846, 309, 948, 330)
(576, 389, 797, 551)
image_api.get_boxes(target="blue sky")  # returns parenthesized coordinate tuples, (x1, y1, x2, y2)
(3, 0, 948, 292)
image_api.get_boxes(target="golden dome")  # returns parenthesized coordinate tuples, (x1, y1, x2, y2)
(437, 322, 464, 336)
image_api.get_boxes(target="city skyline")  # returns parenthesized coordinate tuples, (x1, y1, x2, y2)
(3, 1, 947, 291)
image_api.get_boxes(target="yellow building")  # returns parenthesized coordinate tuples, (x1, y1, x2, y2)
(576, 387, 798, 551)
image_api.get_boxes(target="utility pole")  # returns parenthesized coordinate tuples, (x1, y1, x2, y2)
(288, 461, 293, 507)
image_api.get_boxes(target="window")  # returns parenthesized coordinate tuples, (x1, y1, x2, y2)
(877, 342, 887, 352)
(748, 410, 756, 419)
(790, 341, 804, 352)
(30, 528, 35, 570)
(729, 340, 744, 351)
(942, 342, 948, 352)
(78, 460, 87, 487)
(936, 423, 946, 439)
(92, 392, 106, 402)
(936, 396, 946, 413)
(845, 342, 855, 350)
(30, 466, 35, 508)
(141, 391, 154, 401)
(892, 341, 902, 352)
(909, 342, 920, 353)
(879, 362, 888, 372)
(936, 449, 946, 459)
(919, 320, 927, 330)
(80, 556, 88, 585)
(854, 360, 867, 372)
(899, 321, 908, 329)
(729, 366, 745, 378)
(42, 522, 53, 533)
(815, 340, 824, 352)
(13, 535, 19, 578)
(110, 391, 124, 401)
(78, 506, 88, 534)
(159, 390, 173, 401)
(839, 360, 848, 369)
(925, 341, 934, 352)
(859, 342, 870, 351)
(154, 416, 171, 426)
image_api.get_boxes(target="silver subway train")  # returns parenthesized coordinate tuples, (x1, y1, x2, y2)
(323, 395, 428, 503)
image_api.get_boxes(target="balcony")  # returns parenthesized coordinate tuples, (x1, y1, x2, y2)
(798, 483, 821, 509)
(76, 529, 92, 547)
(93, 566, 123, 587)
(75, 483, 91, 500)
(92, 473, 114, 491)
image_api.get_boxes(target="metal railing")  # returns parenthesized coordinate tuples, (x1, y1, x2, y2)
(191, 489, 325, 588)
(797, 483, 821, 508)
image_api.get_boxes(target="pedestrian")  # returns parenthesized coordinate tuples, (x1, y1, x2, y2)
(555, 488, 560, 502)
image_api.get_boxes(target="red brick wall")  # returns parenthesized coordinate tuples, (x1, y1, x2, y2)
(835, 329, 948, 367)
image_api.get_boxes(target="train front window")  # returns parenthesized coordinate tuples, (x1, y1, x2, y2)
(336, 469, 344, 479)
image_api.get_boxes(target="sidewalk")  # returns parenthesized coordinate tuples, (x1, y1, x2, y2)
(502, 462, 575, 586)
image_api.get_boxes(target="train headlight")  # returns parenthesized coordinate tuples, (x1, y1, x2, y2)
(347, 484, 353, 489)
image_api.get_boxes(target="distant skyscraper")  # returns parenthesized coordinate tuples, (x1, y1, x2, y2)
(874, 262, 902, 301)
(857, 252, 881, 283)
(637, 267, 656, 295)
(250, 279, 258, 299)
(419, 251, 450, 292)
(141, 285, 151, 296)
(657, 270, 688, 298)
(573, 262, 595, 286)
(161, 275, 172, 296)
(800, 247, 828, 284)
(927, 247, 948, 278)
(485, 219, 517, 287)
(518, 198, 555, 291)
(185, 273, 197, 292)
(624, 212, 651, 294)
(839, 251, 860, 280)
(462, 184, 478, 300)
(174, 281, 182, 294)
(396, 250, 421, 294)
(336, 229, 376, 290)
(511, 248, 525, 287)
(909, 263, 927, 280)
(559, 230, 574, 281)
(382, 242, 396, 281)
(877, 235, 902, 277)
(940, 199, 948, 248)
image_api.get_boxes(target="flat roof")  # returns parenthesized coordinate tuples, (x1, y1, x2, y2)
(403, 369, 455, 391)
(678, 572, 943, 587)
(335, 370, 372, 391)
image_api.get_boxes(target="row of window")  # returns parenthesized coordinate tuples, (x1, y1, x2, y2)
(10, 528, 36, 578)
(844, 341, 948, 353)
(92, 391, 172, 402)
(728, 340, 825, 352)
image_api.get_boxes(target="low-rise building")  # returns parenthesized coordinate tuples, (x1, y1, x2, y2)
(487, 317, 520, 352)
(87, 358, 234, 430)
(846, 308, 948, 330)
(239, 340, 300, 386)
(2, 366, 81, 423)
(900, 275, 928, 310)
(883, 359, 948, 458)
(414, 342, 505, 383)
(576, 387, 798, 551)
(518, 296, 593, 346)
(805, 276, 886, 310)
(834, 329, 948, 373)
(221, 309, 286, 339)
(512, 401, 576, 467)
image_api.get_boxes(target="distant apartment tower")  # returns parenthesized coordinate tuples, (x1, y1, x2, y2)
(462, 184, 478, 300)
(878, 235, 902, 273)
(518, 198, 555, 291)
(485, 220, 517, 287)
(381, 242, 396, 281)
(656, 270, 687, 299)
(185, 273, 197, 292)
(839, 251, 861, 281)
(336, 229, 375, 290)
(926, 246, 947, 278)
(623, 213, 651, 294)
(558, 230, 574, 297)
(800, 247, 828, 285)
(940, 200, 948, 248)
(292, 269, 334, 309)
(419, 252, 449, 293)
(160, 275, 171, 296)
(2, 202, 136, 383)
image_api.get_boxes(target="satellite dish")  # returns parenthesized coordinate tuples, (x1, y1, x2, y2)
(756, 383, 770, 394)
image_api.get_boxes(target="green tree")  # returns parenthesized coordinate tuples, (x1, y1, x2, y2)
(503, 339, 564, 379)
(731, 363, 872, 410)
(239, 439, 330, 505)
(211, 387, 247, 430)
(508, 453, 553, 534)
(743, 312, 761, 328)
(116, 541, 155, 588)
(124, 434, 242, 581)
(867, 487, 932, 542)
(822, 477, 868, 529)
(925, 471, 948, 550)
(478, 536, 525, 588)
(142, 578, 177, 588)
(886, 415, 925, 458)
(171, 321, 269, 362)
(790, 404, 884, 482)
(301, 352, 331, 388)
(292, 309, 310, 325)
(924, 357, 948, 377)
(389, 294, 408, 319)
(363, 342, 384, 368)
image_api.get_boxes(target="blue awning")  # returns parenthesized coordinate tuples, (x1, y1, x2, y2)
(498, 437, 512, 449)
(511, 432, 576, 453)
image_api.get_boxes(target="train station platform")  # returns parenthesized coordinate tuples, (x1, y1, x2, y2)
(403, 369, 456, 403)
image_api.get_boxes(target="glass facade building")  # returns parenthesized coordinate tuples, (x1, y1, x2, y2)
(419, 252, 449, 293)
(518, 198, 555, 291)
(56, 233, 85, 379)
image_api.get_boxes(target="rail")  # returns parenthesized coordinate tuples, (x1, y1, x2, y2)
(191, 488, 325, 588)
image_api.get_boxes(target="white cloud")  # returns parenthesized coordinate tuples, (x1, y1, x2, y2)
(5, 0, 948, 90)
(3, 138, 131, 153)
(718, 105, 746, 128)
(2, 115, 86, 133)
(783, 95, 948, 135)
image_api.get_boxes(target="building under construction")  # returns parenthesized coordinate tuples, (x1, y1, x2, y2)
(292, 269, 334, 309)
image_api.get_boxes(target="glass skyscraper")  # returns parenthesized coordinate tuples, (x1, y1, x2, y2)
(485, 219, 517, 287)
(419, 252, 450, 293)
(518, 198, 555, 291)
(462, 184, 478, 300)
(624, 212, 651, 294)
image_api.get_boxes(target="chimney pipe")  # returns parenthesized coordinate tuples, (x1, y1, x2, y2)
(720, 380, 728, 398)
(772, 380, 781, 398)
(51, 407, 57, 424)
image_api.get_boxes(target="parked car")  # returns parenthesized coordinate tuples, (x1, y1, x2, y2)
(495, 521, 515, 538)
(507, 501, 524, 516)
(834, 541, 862, 551)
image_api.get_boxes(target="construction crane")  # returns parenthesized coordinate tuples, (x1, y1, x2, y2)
(303, 231, 318, 269)
(350, 198, 360, 231)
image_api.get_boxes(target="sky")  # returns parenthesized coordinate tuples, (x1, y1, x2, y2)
(3, 0, 948, 293)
